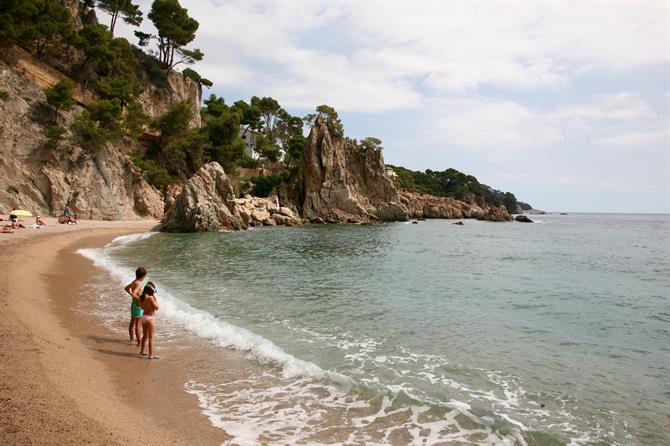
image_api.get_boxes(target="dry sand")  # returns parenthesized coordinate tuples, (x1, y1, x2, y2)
(0, 219, 228, 445)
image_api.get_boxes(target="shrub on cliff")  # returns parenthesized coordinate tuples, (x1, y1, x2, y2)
(44, 78, 75, 123)
(182, 68, 212, 88)
(131, 149, 171, 189)
(45, 125, 67, 149)
(73, 98, 124, 152)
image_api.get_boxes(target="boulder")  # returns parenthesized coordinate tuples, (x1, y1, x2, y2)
(515, 215, 533, 223)
(301, 116, 408, 223)
(161, 162, 247, 232)
(477, 205, 513, 222)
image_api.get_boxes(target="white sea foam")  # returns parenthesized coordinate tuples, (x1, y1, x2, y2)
(78, 239, 351, 383)
(75, 233, 593, 446)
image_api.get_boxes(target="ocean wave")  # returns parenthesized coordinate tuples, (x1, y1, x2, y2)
(77, 243, 350, 384)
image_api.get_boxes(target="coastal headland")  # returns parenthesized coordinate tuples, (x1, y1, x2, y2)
(0, 220, 227, 445)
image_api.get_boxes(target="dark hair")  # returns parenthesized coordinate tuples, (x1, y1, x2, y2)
(140, 281, 156, 302)
(135, 267, 147, 280)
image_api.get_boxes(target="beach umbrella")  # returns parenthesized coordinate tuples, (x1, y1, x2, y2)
(9, 209, 33, 217)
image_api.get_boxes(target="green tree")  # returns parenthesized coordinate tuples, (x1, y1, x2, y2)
(74, 24, 141, 102)
(97, 0, 143, 35)
(275, 111, 303, 155)
(0, 0, 74, 59)
(360, 136, 382, 152)
(44, 78, 75, 123)
(73, 98, 124, 152)
(123, 99, 147, 134)
(285, 134, 306, 169)
(182, 68, 212, 88)
(502, 192, 520, 214)
(45, 125, 66, 149)
(250, 96, 282, 141)
(254, 135, 280, 163)
(152, 99, 192, 144)
(305, 104, 344, 137)
(147, 0, 202, 71)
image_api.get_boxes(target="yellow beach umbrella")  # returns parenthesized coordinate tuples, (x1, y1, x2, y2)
(9, 209, 33, 217)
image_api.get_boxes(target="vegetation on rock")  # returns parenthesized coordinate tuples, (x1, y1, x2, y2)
(387, 165, 527, 213)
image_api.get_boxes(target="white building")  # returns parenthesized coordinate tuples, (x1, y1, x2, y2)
(239, 126, 262, 158)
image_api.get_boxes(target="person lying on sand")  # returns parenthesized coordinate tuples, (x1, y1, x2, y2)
(138, 282, 160, 360)
(36, 216, 46, 226)
(124, 267, 147, 346)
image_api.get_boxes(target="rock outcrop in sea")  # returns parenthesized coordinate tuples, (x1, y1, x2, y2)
(398, 191, 482, 219)
(300, 116, 408, 223)
(161, 162, 304, 232)
(477, 205, 513, 222)
(161, 162, 246, 232)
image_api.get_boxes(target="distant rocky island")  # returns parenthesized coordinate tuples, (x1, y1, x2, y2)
(0, 0, 532, 230)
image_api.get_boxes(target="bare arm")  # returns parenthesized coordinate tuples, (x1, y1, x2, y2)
(124, 281, 141, 302)
(151, 296, 160, 311)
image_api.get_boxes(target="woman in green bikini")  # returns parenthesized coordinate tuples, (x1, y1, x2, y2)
(124, 267, 147, 345)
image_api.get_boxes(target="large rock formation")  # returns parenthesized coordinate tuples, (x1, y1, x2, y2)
(0, 57, 163, 219)
(399, 191, 483, 219)
(301, 117, 408, 223)
(477, 205, 513, 222)
(161, 162, 305, 232)
(161, 162, 246, 232)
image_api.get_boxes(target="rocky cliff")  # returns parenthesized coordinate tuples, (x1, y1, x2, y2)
(137, 70, 202, 128)
(161, 162, 303, 232)
(301, 117, 408, 223)
(398, 191, 482, 219)
(0, 56, 166, 219)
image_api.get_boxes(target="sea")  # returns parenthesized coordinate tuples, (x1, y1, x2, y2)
(78, 213, 670, 446)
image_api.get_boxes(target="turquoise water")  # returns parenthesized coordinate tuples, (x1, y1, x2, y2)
(81, 214, 670, 445)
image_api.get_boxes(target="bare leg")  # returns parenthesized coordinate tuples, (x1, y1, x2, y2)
(140, 320, 148, 355)
(135, 319, 141, 346)
(147, 319, 155, 357)
(128, 316, 135, 341)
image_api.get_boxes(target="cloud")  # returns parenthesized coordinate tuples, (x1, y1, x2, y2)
(425, 97, 561, 148)
(550, 93, 657, 122)
(597, 129, 668, 146)
(102, 1, 668, 113)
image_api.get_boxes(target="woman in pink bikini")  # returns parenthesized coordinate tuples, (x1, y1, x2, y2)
(138, 282, 160, 359)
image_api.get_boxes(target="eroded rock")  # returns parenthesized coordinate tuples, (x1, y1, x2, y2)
(161, 162, 246, 232)
(301, 116, 408, 223)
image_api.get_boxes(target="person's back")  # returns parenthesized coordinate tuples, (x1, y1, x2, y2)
(139, 293, 157, 315)
(124, 267, 147, 345)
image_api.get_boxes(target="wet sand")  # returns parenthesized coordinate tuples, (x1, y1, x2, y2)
(0, 220, 229, 445)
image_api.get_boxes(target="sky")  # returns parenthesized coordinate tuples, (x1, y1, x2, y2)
(100, 1, 670, 213)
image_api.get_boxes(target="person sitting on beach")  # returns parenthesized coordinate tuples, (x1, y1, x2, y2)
(36, 216, 46, 226)
(124, 267, 147, 346)
(138, 282, 160, 360)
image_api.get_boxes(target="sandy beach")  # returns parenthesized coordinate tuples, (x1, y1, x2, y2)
(0, 218, 227, 445)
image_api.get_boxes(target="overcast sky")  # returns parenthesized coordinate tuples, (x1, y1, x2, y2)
(101, 1, 669, 213)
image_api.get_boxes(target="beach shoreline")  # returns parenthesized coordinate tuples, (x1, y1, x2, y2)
(0, 220, 226, 445)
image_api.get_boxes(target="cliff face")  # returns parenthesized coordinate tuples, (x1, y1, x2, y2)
(301, 117, 408, 223)
(137, 70, 202, 128)
(0, 57, 164, 219)
(161, 162, 304, 232)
